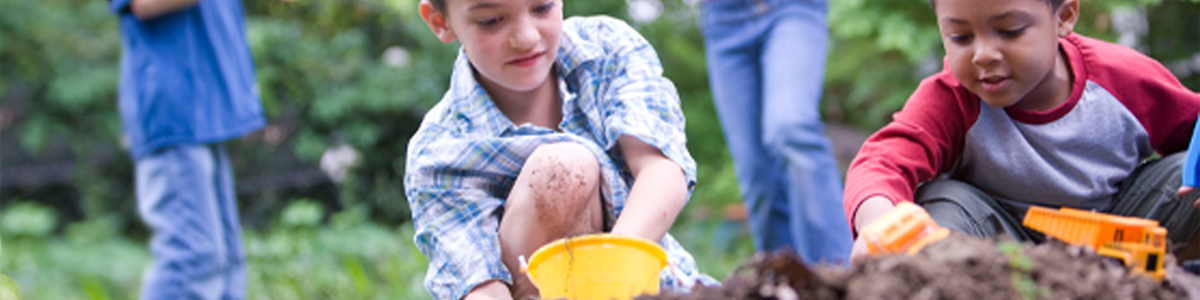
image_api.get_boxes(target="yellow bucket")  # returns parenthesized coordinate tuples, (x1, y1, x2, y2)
(522, 234, 668, 300)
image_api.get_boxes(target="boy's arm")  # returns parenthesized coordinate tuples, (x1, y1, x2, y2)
(127, 0, 202, 19)
(610, 135, 687, 242)
(576, 17, 698, 240)
(843, 72, 976, 237)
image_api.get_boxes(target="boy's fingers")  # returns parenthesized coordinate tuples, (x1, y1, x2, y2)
(849, 237, 869, 265)
(1178, 186, 1194, 196)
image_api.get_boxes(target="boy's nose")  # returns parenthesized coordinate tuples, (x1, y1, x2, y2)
(508, 20, 539, 50)
(971, 39, 1002, 67)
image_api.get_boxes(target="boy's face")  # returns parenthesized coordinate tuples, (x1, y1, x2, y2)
(422, 0, 563, 94)
(935, 0, 1077, 110)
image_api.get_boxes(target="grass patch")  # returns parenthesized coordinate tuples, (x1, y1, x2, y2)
(0, 201, 753, 299)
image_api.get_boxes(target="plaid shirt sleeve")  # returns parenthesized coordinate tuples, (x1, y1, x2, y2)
(404, 109, 533, 300)
(569, 16, 698, 192)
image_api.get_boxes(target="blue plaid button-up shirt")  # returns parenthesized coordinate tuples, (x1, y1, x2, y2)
(405, 16, 717, 300)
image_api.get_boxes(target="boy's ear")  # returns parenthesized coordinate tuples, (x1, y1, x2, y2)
(1056, 0, 1080, 37)
(419, 0, 457, 43)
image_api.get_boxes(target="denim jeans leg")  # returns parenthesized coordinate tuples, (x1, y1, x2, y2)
(759, 0, 852, 266)
(213, 145, 247, 300)
(137, 144, 245, 300)
(701, 0, 795, 253)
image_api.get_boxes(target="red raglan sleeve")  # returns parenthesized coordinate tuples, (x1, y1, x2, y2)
(843, 71, 979, 236)
(1073, 34, 1200, 154)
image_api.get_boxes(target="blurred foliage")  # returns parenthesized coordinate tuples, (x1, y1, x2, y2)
(0, 201, 432, 299)
(0, 0, 1197, 298)
(0, 0, 122, 155)
(0, 199, 750, 300)
(0, 202, 57, 239)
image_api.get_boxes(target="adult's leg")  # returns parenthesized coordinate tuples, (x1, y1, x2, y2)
(760, 0, 851, 265)
(212, 145, 246, 300)
(1108, 153, 1200, 260)
(699, 0, 794, 252)
(498, 143, 604, 299)
(137, 144, 242, 300)
(914, 179, 1037, 241)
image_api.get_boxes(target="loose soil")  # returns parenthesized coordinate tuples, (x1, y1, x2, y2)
(640, 233, 1200, 300)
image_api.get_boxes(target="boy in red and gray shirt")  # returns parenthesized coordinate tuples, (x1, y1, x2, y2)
(844, 0, 1200, 261)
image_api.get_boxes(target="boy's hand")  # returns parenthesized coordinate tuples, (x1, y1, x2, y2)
(849, 196, 897, 263)
(849, 236, 871, 264)
(463, 280, 514, 300)
(1178, 186, 1200, 210)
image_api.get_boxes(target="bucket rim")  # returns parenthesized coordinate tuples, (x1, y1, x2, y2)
(526, 233, 668, 272)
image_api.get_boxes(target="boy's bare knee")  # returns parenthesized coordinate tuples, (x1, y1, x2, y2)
(522, 143, 601, 225)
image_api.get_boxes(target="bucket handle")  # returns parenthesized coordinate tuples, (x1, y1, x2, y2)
(518, 255, 541, 290)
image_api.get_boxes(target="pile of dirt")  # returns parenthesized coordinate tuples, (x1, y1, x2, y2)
(641, 234, 1200, 300)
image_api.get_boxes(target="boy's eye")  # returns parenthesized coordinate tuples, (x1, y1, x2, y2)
(532, 1, 555, 14)
(948, 34, 973, 43)
(477, 17, 502, 27)
(999, 27, 1026, 37)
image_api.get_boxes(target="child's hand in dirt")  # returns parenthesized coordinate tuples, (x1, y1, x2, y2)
(849, 196, 897, 264)
(849, 236, 870, 264)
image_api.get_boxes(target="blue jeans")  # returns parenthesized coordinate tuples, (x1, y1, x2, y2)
(699, 0, 851, 266)
(136, 144, 246, 300)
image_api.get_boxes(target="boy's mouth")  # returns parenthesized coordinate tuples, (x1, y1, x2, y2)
(980, 75, 1010, 93)
(508, 51, 545, 68)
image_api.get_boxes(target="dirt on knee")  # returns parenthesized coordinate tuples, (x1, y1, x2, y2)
(525, 145, 600, 227)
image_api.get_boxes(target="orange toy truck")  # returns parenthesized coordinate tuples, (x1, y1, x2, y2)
(1022, 206, 1167, 280)
(861, 202, 951, 255)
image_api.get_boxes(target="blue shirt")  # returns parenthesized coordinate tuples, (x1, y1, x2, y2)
(110, 0, 265, 159)
(405, 16, 716, 300)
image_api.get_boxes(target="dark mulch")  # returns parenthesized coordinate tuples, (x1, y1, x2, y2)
(639, 233, 1200, 300)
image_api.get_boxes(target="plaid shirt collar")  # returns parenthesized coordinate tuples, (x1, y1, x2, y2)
(446, 35, 603, 138)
